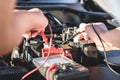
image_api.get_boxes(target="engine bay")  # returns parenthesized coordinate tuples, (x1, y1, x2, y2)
(0, 0, 120, 80)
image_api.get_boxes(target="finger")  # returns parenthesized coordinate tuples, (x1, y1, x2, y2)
(82, 32, 89, 41)
(14, 9, 27, 12)
(79, 23, 88, 32)
(31, 32, 39, 38)
(23, 32, 32, 39)
(13, 9, 20, 12)
(88, 39, 94, 44)
(93, 22, 108, 32)
(28, 8, 41, 13)
(73, 33, 84, 43)
(30, 29, 42, 38)
(77, 33, 84, 40)
(85, 24, 101, 43)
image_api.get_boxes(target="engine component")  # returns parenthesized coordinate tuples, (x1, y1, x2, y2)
(62, 27, 77, 42)
(42, 46, 72, 58)
(32, 55, 89, 80)
(42, 47, 64, 57)
(79, 40, 98, 58)
(0, 66, 27, 80)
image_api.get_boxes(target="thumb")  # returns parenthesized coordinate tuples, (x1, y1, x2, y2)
(74, 33, 84, 43)
(28, 8, 41, 12)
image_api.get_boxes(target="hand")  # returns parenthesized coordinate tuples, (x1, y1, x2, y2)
(75, 22, 112, 51)
(13, 8, 48, 38)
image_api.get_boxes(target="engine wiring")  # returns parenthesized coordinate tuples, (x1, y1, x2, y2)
(62, 32, 82, 44)
(21, 24, 53, 80)
(30, 46, 40, 55)
(45, 12, 63, 26)
(91, 24, 120, 76)
(46, 64, 56, 80)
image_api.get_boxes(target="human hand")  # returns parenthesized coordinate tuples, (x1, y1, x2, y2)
(75, 22, 112, 51)
(13, 8, 48, 39)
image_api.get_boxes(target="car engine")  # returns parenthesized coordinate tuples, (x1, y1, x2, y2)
(0, 0, 120, 80)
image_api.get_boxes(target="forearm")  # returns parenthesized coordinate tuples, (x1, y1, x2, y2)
(0, 0, 16, 54)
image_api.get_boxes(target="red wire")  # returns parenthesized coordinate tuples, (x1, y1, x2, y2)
(46, 64, 56, 80)
(21, 24, 53, 80)
(40, 31, 48, 44)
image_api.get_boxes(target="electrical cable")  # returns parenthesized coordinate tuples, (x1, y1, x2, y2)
(30, 46, 40, 56)
(46, 64, 56, 80)
(23, 38, 29, 62)
(91, 24, 120, 76)
(21, 24, 53, 80)
(67, 32, 82, 41)
(62, 32, 82, 44)
(53, 16, 63, 26)
(45, 12, 63, 26)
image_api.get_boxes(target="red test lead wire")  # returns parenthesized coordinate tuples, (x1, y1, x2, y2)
(40, 31, 48, 44)
(46, 64, 56, 80)
(21, 24, 53, 80)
